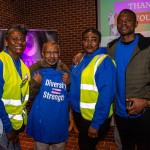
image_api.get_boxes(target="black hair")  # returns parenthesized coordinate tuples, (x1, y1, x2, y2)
(118, 9, 137, 22)
(82, 27, 101, 43)
(5, 24, 28, 39)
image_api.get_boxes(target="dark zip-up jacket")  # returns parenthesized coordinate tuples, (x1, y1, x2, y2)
(107, 33, 150, 100)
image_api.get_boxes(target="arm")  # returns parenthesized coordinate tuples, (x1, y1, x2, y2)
(88, 57, 116, 137)
(127, 54, 150, 115)
(72, 50, 84, 66)
(29, 72, 42, 100)
(0, 60, 13, 133)
(60, 61, 71, 91)
(29, 61, 44, 100)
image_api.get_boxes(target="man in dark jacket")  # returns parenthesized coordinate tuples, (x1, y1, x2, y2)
(107, 9, 150, 150)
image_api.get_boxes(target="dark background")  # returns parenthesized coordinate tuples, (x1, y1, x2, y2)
(0, 0, 97, 68)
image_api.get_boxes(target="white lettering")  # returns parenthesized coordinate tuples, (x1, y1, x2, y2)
(128, 1, 150, 9)
(43, 91, 64, 102)
(137, 14, 150, 22)
(45, 79, 66, 90)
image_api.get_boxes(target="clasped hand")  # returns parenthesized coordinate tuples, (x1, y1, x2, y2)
(126, 98, 147, 115)
(88, 126, 98, 138)
(6, 129, 19, 148)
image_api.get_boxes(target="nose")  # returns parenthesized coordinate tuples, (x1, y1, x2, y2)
(87, 40, 92, 45)
(50, 53, 54, 58)
(47, 52, 55, 58)
(122, 20, 127, 25)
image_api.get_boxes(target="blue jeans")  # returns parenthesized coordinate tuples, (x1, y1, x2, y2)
(34, 141, 65, 150)
(0, 129, 22, 150)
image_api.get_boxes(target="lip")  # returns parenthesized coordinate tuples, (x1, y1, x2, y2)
(15, 47, 24, 50)
(86, 46, 93, 50)
(15, 46, 22, 48)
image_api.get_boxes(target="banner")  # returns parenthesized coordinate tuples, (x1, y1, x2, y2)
(97, 0, 150, 47)
(0, 29, 57, 67)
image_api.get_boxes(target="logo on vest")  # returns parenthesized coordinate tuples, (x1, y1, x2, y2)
(20, 74, 30, 88)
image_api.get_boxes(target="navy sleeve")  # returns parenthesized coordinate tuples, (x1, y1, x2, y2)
(0, 60, 13, 133)
(91, 56, 116, 129)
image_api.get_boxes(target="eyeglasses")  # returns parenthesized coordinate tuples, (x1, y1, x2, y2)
(43, 51, 59, 55)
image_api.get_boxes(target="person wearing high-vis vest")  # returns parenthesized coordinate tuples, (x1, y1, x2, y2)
(70, 28, 116, 150)
(0, 24, 30, 150)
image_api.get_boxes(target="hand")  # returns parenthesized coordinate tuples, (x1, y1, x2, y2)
(72, 52, 83, 65)
(6, 129, 20, 147)
(62, 73, 70, 84)
(33, 72, 42, 84)
(88, 126, 99, 138)
(126, 98, 147, 115)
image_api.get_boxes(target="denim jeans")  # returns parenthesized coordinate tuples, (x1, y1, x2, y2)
(34, 141, 65, 150)
(0, 120, 22, 150)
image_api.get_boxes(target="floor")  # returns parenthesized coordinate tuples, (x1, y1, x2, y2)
(19, 127, 117, 150)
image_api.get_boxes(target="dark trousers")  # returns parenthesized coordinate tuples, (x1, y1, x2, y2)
(115, 109, 150, 150)
(73, 111, 111, 150)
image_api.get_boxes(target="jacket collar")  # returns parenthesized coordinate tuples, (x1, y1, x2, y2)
(108, 33, 150, 51)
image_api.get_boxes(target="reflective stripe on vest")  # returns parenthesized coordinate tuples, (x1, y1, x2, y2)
(80, 54, 113, 120)
(0, 51, 30, 130)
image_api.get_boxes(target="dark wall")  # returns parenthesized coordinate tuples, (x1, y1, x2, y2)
(0, 0, 24, 28)
(0, 0, 96, 67)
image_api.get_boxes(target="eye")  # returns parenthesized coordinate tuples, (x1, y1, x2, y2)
(83, 38, 88, 42)
(126, 19, 131, 24)
(12, 37, 25, 42)
(91, 38, 97, 42)
(53, 51, 59, 54)
(118, 20, 122, 25)
(12, 37, 18, 42)
(20, 37, 25, 42)
(43, 51, 59, 55)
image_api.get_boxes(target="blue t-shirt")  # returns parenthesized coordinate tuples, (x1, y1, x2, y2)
(114, 35, 139, 118)
(26, 68, 69, 143)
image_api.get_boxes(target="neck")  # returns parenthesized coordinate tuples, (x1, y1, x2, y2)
(7, 50, 20, 60)
(121, 34, 136, 43)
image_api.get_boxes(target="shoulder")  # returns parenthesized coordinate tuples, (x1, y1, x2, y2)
(99, 55, 116, 69)
(137, 33, 150, 50)
(29, 60, 43, 74)
(107, 38, 119, 49)
(60, 61, 70, 73)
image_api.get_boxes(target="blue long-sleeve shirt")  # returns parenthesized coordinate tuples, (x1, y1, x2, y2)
(70, 47, 116, 129)
(0, 50, 22, 133)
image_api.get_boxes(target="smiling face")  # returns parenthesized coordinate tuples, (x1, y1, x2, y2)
(5, 30, 26, 59)
(42, 41, 60, 66)
(82, 31, 100, 55)
(117, 10, 138, 37)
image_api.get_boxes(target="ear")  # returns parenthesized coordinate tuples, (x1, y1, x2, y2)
(42, 51, 44, 57)
(135, 21, 138, 28)
(4, 40, 8, 47)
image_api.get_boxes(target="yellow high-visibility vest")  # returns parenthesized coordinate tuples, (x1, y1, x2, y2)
(0, 51, 30, 130)
(80, 54, 113, 120)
